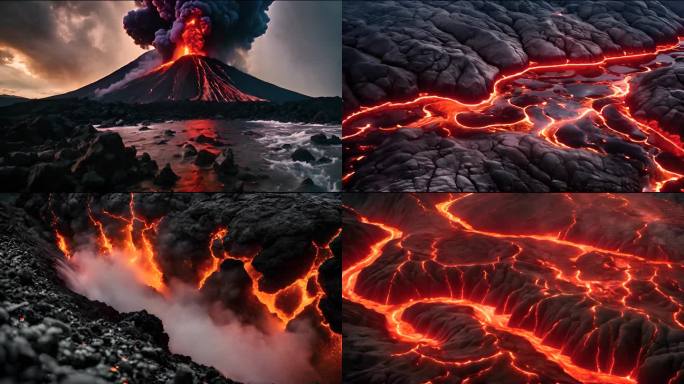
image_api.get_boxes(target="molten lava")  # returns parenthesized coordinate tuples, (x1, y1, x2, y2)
(51, 195, 341, 333)
(343, 39, 684, 191)
(201, 227, 342, 329)
(343, 194, 684, 383)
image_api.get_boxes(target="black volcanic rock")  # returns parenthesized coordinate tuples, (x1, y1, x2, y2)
(291, 148, 316, 163)
(343, 0, 684, 111)
(194, 149, 218, 167)
(311, 133, 342, 146)
(346, 129, 646, 192)
(154, 163, 180, 188)
(213, 149, 239, 177)
(183, 143, 198, 158)
(627, 62, 684, 139)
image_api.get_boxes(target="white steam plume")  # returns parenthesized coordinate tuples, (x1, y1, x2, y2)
(94, 52, 162, 97)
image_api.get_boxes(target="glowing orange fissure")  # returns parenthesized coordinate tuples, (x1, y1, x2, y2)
(342, 196, 684, 383)
(343, 38, 684, 191)
(200, 227, 343, 328)
(52, 197, 342, 330)
(51, 194, 166, 293)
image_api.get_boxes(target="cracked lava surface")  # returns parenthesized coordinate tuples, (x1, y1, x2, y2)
(46, 193, 342, 383)
(342, 193, 684, 384)
(344, 37, 684, 192)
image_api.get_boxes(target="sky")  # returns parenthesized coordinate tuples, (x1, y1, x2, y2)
(0, 1, 341, 99)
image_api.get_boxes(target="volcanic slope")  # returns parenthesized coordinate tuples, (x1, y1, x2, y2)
(55, 52, 309, 104)
(343, 193, 684, 384)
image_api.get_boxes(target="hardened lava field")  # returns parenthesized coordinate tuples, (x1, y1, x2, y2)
(342, 1, 684, 192)
(343, 193, 684, 384)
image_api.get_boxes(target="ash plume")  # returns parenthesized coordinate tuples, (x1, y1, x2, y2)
(59, 247, 320, 384)
(124, 0, 273, 64)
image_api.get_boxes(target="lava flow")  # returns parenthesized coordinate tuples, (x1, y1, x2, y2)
(50, 194, 340, 333)
(343, 194, 684, 384)
(200, 227, 342, 328)
(343, 39, 684, 191)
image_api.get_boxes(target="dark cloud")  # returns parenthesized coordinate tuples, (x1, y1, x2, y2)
(0, 1, 143, 88)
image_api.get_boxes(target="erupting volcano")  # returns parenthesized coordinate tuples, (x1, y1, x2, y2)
(41, 193, 341, 384)
(343, 193, 684, 384)
(343, 0, 684, 192)
(54, 0, 307, 104)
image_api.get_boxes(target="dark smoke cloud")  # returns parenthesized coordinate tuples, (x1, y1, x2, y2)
(124, 0, 273, 63)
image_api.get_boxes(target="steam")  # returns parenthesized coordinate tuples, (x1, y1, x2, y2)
(123, 0, 273, 64)
(94, 52, 162, 97)
(58, 247, 319, 384)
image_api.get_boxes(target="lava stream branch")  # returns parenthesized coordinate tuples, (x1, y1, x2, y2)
(343, 195, 684, 384)
(343, 38, 684, 191)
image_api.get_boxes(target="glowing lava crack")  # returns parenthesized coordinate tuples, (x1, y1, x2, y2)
(343, 39, 684, 192)
(343, 194, 684, 384)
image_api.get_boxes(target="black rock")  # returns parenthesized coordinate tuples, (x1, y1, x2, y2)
(291, 148, 316, 163)
(154, 164, 180, 188)
(164, 129, 176, 136)
(183, 144, 198, 158)
(139, 126, 151, 131)
(311, 133, 342, 145)
(173, 365, 196, 384)
(194, 149, 218, 167)
(295, 178, 326, 192)
(214, 149, 239, 176)
(55, 148, 80, 161)
(194, 134, 221, 146)
(27, 163, 73, 191)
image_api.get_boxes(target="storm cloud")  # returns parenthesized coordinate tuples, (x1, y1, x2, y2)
(0, 2, 145, 96)
(0, 1, 341, 98)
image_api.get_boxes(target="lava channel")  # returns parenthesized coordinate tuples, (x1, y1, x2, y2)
(342, 193, 684, 384)
(343, 38, 684, 192)
(48, 193, 342, 383)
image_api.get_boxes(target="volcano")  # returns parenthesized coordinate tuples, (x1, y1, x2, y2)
(55, 52, 309, 104)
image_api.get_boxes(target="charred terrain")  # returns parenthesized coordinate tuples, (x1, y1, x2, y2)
(343, 193, 684, 384)
(0, 193, 341, 384)
(343, 0, 684, 192)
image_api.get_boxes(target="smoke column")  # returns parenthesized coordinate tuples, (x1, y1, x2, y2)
(58, 247, 319, 384)
(123, 0, 273, 64)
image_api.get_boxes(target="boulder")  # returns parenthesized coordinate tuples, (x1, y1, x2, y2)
(154, 164, 180, 188)
(183, 144, 198, 158)
(213, 149, 239, 176)
(291, 148, 316, 163)
(194, 150, 218, 167)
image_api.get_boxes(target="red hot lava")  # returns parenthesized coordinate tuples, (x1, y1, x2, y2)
(343, 39, 684, 191)
(179, 15, 209, 58)
(343, 194, 684, 384)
